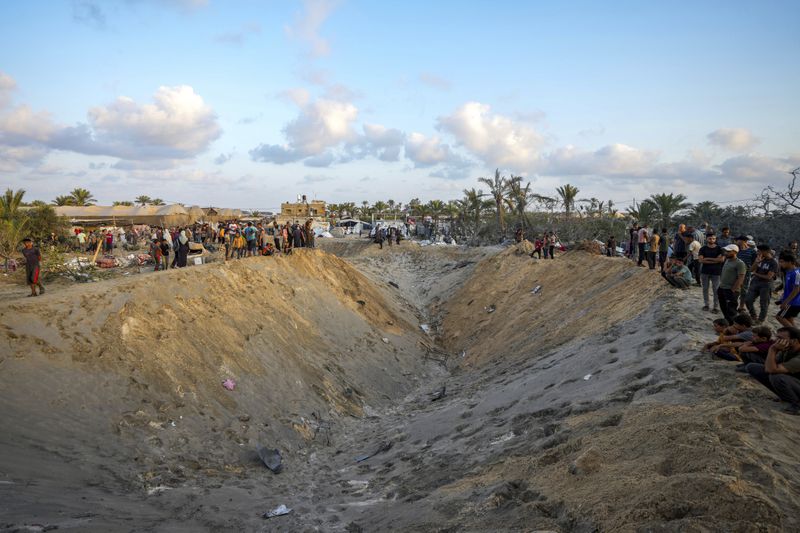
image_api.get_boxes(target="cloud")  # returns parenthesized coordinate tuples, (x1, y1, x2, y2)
(707, 128, 760, 152)
(72, 1, 106, 29)
(404, 132, 454, 167)
(214, 23, 261, 45)
(285, 0, 339, 57)
(419, 72, 452, 91)
(0, 82, 221, 167)
(714, 153, 799, 181)
(437, 102, 544, 170)
(349, 123, 405, 162)
(278, 87, 310, 107)
(66, 85, 222, 159)
(214, 152, 234, 165)
(304, 152, 335, 167)
(543, 143, 660, 177)
(0, 72, 16, 108)
(250, 97, 357, 164)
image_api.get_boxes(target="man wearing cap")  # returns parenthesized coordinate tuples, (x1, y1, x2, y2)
(735, 235, 757, 312)
(718, 244, 747, 323)
(21, 238, 45, 297)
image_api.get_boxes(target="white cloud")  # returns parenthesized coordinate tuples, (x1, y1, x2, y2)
(0, 71, 18, 108)
(0, 105, 58, 143)
(437, 102, 544, 170)
(285, 0, 339, 57)
(404, 132, 453, 167)
(714, 153, 799, 181)
(543, 143, 660, 177)
(707, 128, 759, 152)
(354, 123, 405, 162)
(81, 85, 221, 159)
(250, 97, 357, 164)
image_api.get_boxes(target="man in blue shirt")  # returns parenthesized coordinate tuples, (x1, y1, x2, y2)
(244, 222, 257, 257)
(777, 252, 800, 328)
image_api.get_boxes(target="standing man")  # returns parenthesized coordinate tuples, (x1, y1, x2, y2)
(21, 238, 45, 296)
(646, 229, 659, 270)
(746, 244, 779, 324)
(637, 224, 649, 267)
(658, 228, 669, 271)
(717, 227, 733, 248)
(735, 235, 757, 312)
(776, 252, 800, 328)
(699, 234, 724, 311)
(718, 244, 747, 324)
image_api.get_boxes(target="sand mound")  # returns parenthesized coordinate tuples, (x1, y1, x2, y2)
(0, 249, 437, 516)
(514, 239, 534, 255)
(441, 249, 665, 365)
(574, 239, 603, 254)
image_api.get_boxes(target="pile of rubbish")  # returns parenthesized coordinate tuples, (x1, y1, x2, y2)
(575, 240, 603, 255)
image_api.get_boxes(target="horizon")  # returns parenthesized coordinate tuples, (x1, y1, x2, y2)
(1, 0, 798, 211)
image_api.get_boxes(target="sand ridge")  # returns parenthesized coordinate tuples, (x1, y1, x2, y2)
(1, 243, 799, 531)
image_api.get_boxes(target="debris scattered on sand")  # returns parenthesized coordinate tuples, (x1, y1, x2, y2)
(222, 378, 236, 391)
(420, 324, 430, 333)
(263, 504, 292, 519)
(531, 285, 542, 294)
(583, 374, 592, 381)
(382, 337, 389, 343)
(388, 281, 399, 288)
(486, 304, 496, 313)
(256, 445, 282, 473)
(430, 385, 446, 401)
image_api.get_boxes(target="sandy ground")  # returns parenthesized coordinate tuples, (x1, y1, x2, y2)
(1, 240, 799, 532)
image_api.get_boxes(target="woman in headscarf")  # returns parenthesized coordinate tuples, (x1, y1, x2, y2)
(176, 230, 190, 267)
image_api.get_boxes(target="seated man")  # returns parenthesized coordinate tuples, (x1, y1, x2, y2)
(744, 326, 800, 415)
(662, 255, 693, 288)
(704, 318, 731, 352)
(735, 325, 774, 370)
(706, 314, 753, 359)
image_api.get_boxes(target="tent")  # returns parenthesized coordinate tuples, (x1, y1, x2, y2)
(54, 205, 191, 227)
(186, 205, 206, 223)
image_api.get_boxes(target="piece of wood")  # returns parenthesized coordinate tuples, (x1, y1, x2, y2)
(91, 234, 103, 264)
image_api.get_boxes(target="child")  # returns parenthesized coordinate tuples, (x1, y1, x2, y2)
(21, 237, 44, 296)
(776, 252, 800, 327)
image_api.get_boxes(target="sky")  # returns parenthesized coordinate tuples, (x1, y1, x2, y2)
(0, 0, 798, 212)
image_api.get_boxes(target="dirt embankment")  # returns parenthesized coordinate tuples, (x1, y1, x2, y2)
(2, 245, 799, 532)
(441, 249, 667, 365)
(0, 248, 441, 529)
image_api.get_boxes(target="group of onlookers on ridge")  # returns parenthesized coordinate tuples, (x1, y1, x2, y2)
(621, 222, 800, 416)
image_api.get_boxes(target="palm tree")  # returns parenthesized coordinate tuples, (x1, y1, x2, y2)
(556, 184, 580, 218)
(69, 188, 96, 206)
(626, 200, 658, 227)
(647, 193, 692, 230)
(426, 199, 446, 227)
(387, 199, 396, 218)
(690, 201, 723, 224)
(113, 200, 134, 206)
(504, 175, 533, 228)
(407, 198, 421, 216)
(373, 201, 388, 220)
(135, 195, 152, 206)
(150, 198, 165, 206)
(52, 195, 75, 206)
(478, 169, 507, 236)
(1, 188, 26, 220)
(0, 188, 28, 271)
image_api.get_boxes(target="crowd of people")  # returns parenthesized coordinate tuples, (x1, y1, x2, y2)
(622, 222, 800, 415)
(514, 228, 561, 259)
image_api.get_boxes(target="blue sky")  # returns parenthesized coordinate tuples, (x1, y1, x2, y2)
(0, 0, 798, 211)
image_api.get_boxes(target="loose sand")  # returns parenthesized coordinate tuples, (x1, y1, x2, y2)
(1, 241, 798, 532)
